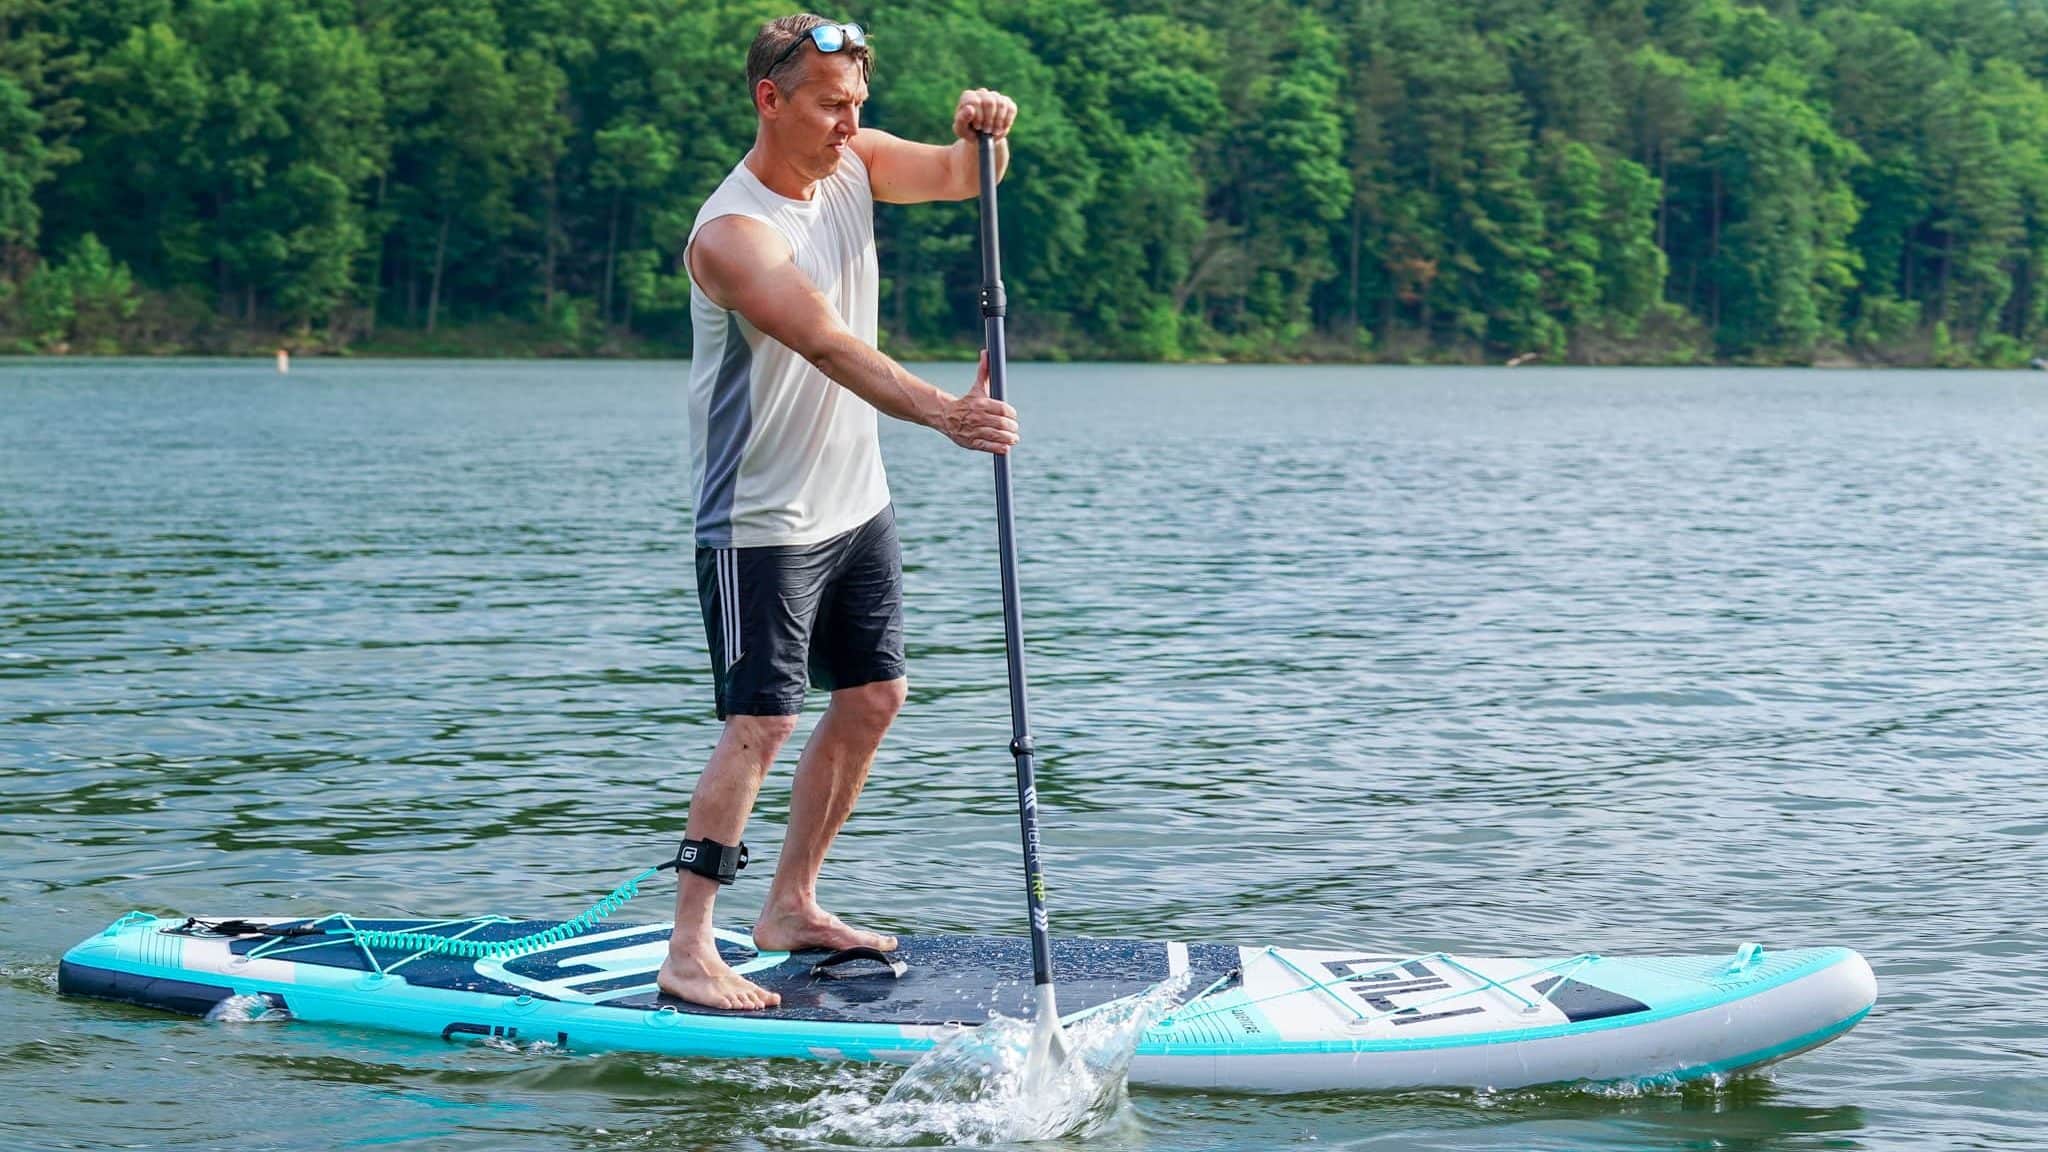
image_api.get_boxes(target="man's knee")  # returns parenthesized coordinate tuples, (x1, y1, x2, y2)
(837, 677, 907, 728)
(723, 712, 801, 763)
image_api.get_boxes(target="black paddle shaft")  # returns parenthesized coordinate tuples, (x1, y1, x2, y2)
(976, 133, 1055, 991)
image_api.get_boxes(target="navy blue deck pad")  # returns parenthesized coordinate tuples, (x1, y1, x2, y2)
(198, 919, 1243, 1027)
(604, 936, 1243, 1026)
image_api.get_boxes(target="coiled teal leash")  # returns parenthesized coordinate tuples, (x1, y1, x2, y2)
(340, 866, 662, 960)
(218, 839, 747, 974)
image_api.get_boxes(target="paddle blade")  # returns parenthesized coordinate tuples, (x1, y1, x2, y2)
(1023, 983, 1070, 1095)
(806, 974, 1188, 1144)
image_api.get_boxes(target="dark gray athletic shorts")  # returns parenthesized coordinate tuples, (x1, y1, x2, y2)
(695, 505, 906, 719)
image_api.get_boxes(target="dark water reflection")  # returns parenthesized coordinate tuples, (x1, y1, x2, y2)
(4, 359, 2044, 1149)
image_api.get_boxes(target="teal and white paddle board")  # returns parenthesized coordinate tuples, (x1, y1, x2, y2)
(61, 911, 1874, 1093)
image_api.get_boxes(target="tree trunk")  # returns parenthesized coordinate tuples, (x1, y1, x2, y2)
(1239, 181, 1257, 327)
(1172, 224, 1237, 312)
(1656, 147, 1669, 254)
(2003, 255, 2026, 337)
(602, 190, 620, 325)
(366, 172, 387, 339)
(216, 188, 232, 317)
(1708, 168, 1722, 332)
(1936, 226, 1954, 321)
(543, 169, 559, 317)
(1347, 198, 1363, 332)
(621, 203, 638, 334)
(428, 211, 450, 334)
(1901, 225, 1915, 302)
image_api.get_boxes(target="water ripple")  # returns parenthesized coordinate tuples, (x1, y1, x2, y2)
(3, 360, 2044, 1149)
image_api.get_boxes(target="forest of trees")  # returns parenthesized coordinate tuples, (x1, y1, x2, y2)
(4, 0, 2048, 365)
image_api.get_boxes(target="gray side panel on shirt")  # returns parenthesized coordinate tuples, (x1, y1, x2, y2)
(695, 313, 754, 548)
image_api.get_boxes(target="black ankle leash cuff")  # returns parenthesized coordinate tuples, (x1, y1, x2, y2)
(660, 837, 749, 885)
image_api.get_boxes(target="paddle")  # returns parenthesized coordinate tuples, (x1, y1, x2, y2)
(975, 130, 1069, 1083)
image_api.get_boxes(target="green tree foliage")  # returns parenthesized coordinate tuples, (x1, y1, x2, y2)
(8, 233, 140, 352)
(0, 75, 48, 250)
(0, 0, 84, 256)
(7, 0, 2048, 364)
(54, 0, 381, 331)
(996, 1, 1214, 357)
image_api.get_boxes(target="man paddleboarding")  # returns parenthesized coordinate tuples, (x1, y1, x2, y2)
(662, 13, 1020, 1010)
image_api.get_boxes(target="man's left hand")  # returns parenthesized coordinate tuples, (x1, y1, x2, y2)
(953, 89, 1018, 141)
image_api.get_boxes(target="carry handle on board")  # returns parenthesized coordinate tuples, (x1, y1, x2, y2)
(976, 130, 1068, 1076)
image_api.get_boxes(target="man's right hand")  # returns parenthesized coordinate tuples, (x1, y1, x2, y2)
(936, 350, 1019, 454)
(691, 218, 1020, 450)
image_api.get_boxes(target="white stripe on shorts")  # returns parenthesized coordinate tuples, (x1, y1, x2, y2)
(720, 549, 738, 669)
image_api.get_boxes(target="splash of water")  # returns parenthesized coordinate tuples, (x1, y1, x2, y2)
(788, 974, 1189, 1146)
(476, 1032, 572, 1056)
(203, 993, 291, 1024)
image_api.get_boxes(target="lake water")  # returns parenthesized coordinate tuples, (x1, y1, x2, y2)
(2, 359, 2044, 1150)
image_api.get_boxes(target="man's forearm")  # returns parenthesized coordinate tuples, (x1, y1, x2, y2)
(808, 334, 951, 430)
(948, 136, 1009, 199)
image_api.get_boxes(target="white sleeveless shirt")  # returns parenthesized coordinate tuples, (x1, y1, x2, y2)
(685, 150, 890, 549)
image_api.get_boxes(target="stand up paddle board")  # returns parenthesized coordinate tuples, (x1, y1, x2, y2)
(61, 911, 1873, 1093)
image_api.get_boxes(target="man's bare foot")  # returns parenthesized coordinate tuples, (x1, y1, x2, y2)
(752, 903, 898, 953)
(657, 944, 782, 1010)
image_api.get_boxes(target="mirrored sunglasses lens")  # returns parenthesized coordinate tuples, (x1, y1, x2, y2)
(841, 23, 865, 45)
(813, 25, 844, 52)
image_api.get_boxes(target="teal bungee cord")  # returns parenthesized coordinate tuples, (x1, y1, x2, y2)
(219, 838, 746, 971)
(344, 866, 661, 959)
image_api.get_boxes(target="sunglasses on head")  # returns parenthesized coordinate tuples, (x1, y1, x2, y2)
(766, 22, 867, 79)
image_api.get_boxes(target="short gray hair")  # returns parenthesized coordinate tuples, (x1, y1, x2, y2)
(746, 13, 871, 92)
